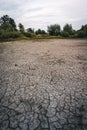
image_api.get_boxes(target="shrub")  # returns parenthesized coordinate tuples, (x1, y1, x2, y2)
(23, 32, 32, 37)
(61, 31, 69, 37)
(23, 32, 36, 38)
(0, 31, 20, 40)
(77, 31, 86, 38)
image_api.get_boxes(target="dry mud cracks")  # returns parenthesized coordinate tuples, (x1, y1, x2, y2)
(0, 39, 87, 130)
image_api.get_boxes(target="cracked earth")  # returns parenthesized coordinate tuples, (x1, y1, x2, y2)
(0, 39, 87, 130)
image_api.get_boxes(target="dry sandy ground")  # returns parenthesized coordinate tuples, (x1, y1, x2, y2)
(0, 39, 87, 130)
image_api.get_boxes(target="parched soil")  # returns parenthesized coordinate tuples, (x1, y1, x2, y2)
(0, 39, 87, 130)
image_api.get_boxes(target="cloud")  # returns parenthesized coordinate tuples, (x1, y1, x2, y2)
(0, 0, 87, 30)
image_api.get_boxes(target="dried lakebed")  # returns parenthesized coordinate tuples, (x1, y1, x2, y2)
(0, 39, 87, 130)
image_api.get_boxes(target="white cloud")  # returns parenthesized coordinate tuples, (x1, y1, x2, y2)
(0, 0, 87, 30)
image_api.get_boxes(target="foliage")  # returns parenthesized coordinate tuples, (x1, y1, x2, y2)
(35, 29, 47, 35)
(18, 23, 25, 33)
(77, 31, 86, 38)
(81, 24, 87, 33)
(23, 32, 33, 38)
(0, 15, 87, 41)
(77, 25, 87, 38)
(35, 34, 48, 39)
(0, 30, 20, 40)
(47, 24, 61, 36)
(27, 28, 34, 33)
(63, 24, 73, 35)
(0, 15, 17, 31)
(61, 31, 69, 37)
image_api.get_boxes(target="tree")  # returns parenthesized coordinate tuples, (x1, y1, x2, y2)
(27, 28, 34, 33)
(63, 24, 73, 35)
(18, 23, 25, 33)
(35, 29, 46, 35)
(81, 24, 87, 33)
(76, 24, 87, 38)
(47, 24, 61, 36)
(9, 18, 17, 31)
(41, 30, 47, 34)
(61, 31, 69, 37)
(77, 30, 86, 38)
(0, 15, 17, 31)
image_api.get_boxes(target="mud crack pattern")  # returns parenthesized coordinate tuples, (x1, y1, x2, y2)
(0, 40, 87, 130)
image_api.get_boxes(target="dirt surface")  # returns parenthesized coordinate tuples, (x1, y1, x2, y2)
(0, 39, 87, 130)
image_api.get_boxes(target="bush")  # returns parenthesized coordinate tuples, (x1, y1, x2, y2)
(0, 31, 20, 40)
(78, 31, 86, 38)
(23, 32, 32, 37)
(77, 31, 86, 38)
(35, 34, 49, 39)
(8, 32, 20, 38)
(61, 31, 69, 37)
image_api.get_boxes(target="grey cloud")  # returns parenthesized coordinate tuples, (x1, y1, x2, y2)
(0, 0, 87, 30)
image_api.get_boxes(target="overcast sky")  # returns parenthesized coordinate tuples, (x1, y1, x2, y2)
(0, 0, 87, 30)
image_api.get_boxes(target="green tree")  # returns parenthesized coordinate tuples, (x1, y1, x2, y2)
(81, 24, 87, 33)
(76, 24, 87, 38)
(0, 15, 17, 31)
(35, 29, 46, 35)
(47, 24, 61, 36)
(63, 24, 73, 35)
(27, 28, 34, 33)
(77, 30, 86, 38)
(61, 31, 69, 37)
(18, 23, 25, 33)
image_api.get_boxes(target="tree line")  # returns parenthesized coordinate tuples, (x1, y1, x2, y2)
(0, 15, 87, 40)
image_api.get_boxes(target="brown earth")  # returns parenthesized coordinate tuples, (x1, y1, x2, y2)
(0, 39, 87, 130)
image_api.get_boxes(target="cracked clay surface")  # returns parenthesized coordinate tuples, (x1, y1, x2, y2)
(0, 39, 87, 130)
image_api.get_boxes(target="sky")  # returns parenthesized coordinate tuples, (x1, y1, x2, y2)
(0, 0, 87, 30)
